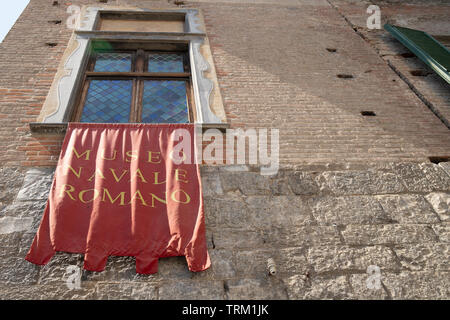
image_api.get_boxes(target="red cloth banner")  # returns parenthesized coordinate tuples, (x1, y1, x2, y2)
(26, 123, 210, 274)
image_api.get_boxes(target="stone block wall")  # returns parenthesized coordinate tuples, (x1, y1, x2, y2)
(0, 162, 448, 299)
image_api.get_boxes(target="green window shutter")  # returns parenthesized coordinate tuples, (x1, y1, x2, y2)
(384, 24, 450, 84)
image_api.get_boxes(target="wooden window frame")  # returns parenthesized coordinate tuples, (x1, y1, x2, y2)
(71, 42, 194, 123)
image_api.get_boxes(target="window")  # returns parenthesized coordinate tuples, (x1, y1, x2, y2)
(71, 42, 194, 124)
(35, 8, 227, 128)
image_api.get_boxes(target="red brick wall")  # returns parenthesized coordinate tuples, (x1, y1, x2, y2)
(0, 0, 73, 167)
(0, 0, 449, 168)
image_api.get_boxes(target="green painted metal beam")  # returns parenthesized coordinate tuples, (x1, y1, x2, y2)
(384, 24, 450, 84)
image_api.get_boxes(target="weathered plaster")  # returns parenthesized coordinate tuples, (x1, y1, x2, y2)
(40, 36, 90, 123)
(98, 19, 185, 33)
(190, 39, 222, 123)
(200, 37, 226, 122)
(37, 34, 80, 123)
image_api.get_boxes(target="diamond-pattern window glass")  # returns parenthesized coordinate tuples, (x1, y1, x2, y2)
(148, 53, 184, 73)
(80, 80, 132, 123)
(94, 52, 132, 72)
(142, 80, 188, 123)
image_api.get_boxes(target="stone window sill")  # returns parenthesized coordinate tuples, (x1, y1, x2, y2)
(29, 122, 230, 134)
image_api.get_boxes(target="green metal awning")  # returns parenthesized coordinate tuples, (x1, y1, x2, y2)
(384, 24, 450, 84)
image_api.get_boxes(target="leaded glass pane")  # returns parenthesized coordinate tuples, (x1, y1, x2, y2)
(148, 53, 184, 73)
(81, 80, 132, 123)
(94, 52, 132, 72)
(142, 80, 188, 123)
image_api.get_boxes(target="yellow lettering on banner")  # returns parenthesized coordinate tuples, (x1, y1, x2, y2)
(67, 165, 82, 179)
(125, 151, 138, 162)
(129, 190, 148, 206)
(149, 192, 167, 207)
(175, 169, 188, 183)
(171, 189, 191, 204)
(153, 172, 166, 185)
(100, 150, 117, 161)
(110, 168, 128, 183)
(79, 189, 100, 203)
(129, 168, 147, 183)
(148, 151, 162, 164)
(72, 147, 91, 160)
(88, 168, 106, 182)
(59, 184, 76, 201)
(102, 188, 126, 206)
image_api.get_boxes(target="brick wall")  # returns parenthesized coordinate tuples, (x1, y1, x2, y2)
(0, 0, 449, 167)
(197, 0, 450, 164)
(328, 0, 450, 128)
(0, 0, 72, 167)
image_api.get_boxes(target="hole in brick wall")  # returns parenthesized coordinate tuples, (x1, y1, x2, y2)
(48, 20, 62, 24)
(428, 156, 450, 164)
(337, 74, 354, 79)
(98, 0, 108, 3)
(211, 235, 215, 249)
(223, 281, 229, 293)
(326, 48, 337, 53)
(174, 0, 185, 5)
(410, 69, 432, 77)
(52, 1, 59, 6)
(45, 42, 58, 47)
(361, 111, 376, 116)
(399, 52, 415, 58)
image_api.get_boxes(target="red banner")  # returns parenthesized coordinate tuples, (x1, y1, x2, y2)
(26, 123, 210, 274)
